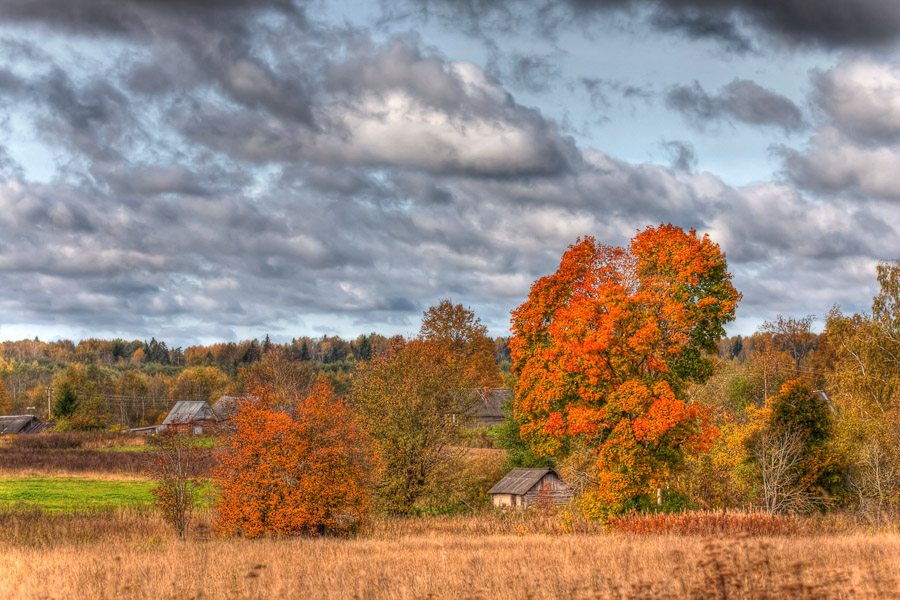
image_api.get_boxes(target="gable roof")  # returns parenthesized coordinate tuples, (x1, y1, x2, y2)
(488, 467, 561, 496)
(162, 401, 217, 425)
(474, 388, 509, 421)
(0, 415, 46, 435)
(211, 395, 247, 420)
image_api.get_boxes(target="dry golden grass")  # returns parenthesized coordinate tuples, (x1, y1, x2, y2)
(2, 508, 900, 599)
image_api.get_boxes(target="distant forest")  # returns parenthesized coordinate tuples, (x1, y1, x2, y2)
(0, 324, 825, 430)
(0, 333, 513, 428)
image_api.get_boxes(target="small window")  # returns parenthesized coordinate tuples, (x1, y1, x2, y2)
(193, 425, 202, 435)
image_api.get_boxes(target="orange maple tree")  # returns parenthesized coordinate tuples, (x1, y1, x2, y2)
(215, 376, 375, 537)
(510, 224, 741, 517)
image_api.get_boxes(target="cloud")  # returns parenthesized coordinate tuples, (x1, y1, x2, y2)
(576, 78, 654, 109)
(176, 39, 577, 177)
(0, 68, 25, 95)
(392, 0, 900, 49)
(0, 0, 896, 344)
(507, 53, 563, 93)
(0, 0, 300, 37)
(779, 128, 900, 202)
(648, 9, 753, 52)
(778, 60, 900, 202)
(662, 140, 697, 173)
(666, 79, 806, 133)
(812, 60, 900, 144)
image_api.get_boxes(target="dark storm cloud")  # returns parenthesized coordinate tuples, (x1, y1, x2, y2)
(30, 69, 133, 161)
(666, 79, 806, 133)
(91, 163, 213, 197)
(395, 0, 900, 49)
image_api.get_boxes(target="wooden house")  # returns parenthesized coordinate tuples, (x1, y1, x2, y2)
(211, 395, 249, 421)
(471, 388, 508, 428)
(159, 401, 218, 434)
(0, 415, 48, 435)
(488, 467, 573, 509)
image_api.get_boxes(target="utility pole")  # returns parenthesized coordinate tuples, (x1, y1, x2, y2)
(47, 384, 52, 419)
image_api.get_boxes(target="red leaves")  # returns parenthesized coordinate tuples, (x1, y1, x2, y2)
(510, 224, 740, 517)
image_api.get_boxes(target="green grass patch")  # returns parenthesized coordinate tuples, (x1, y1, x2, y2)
(99, 445, 155, 452)
(0, 477, 155, 512)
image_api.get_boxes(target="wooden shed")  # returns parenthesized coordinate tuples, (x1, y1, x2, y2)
(159, 401, 218, 434)
(0, 415, 48, 435)
(488, 467, 573, 509)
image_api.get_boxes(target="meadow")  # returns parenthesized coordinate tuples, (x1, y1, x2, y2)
(3, 508, 900, 599)
(2, 433, 900, 599)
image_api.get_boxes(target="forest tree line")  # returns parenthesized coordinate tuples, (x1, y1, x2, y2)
(0, 331, 511, 428)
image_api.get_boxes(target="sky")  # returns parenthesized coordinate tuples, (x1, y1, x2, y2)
(1, 0, 899, 346)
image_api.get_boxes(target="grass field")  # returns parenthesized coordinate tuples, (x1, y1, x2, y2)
(2, 508, 899, 599)
(0, 477, 154, 511)
(3, 432, 900, 599)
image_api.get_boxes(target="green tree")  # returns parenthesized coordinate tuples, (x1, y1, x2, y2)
(52, 382, 78, 418)
(745, 379, 844, 513)
(493, 396, 553, 470)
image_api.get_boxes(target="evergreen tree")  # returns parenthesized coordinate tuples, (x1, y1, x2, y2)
(52, 383, 79, 418)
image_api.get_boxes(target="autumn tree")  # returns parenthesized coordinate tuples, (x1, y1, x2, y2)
(762, 314, 817, 375)
(743, 379, 843, 513)
(0, 379, 12, 416)
(510, 224, 740, 517)
(215, 377, 374, 537)
(172, 366, 227, 404)
(826, 260, 900, 519)
(147, 430, 213, 538)
(351, 301, 501, 513)
(50, 364, 109, 429)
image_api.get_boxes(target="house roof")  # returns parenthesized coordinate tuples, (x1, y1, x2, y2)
(211, 395, 248, 420)
(0, 415, 46, 435)
(162, 401, 217, 425)
(488, 467, 560, 496)
(474, 388, 509, 421)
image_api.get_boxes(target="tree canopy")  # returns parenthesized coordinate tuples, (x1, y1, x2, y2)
(510, 224, 741, 517)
